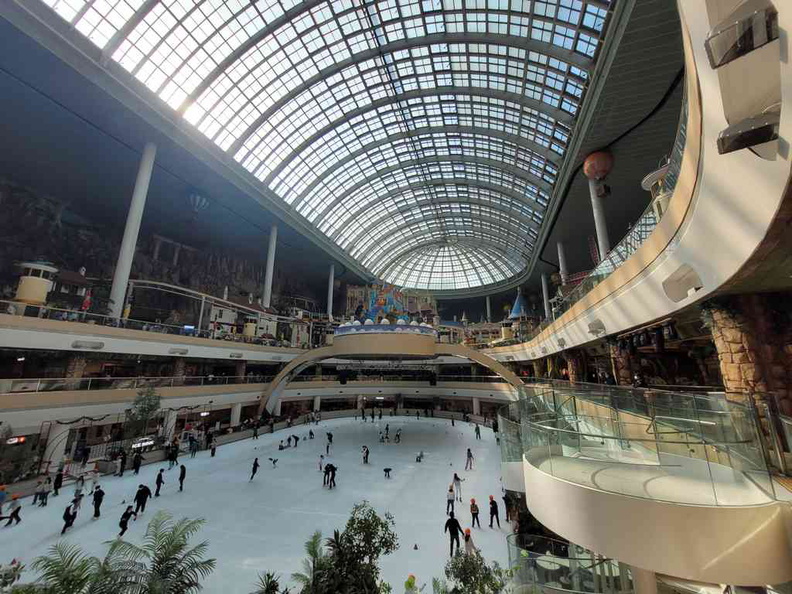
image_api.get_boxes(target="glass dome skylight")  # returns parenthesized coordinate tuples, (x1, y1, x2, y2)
(40, 0, 610, 292)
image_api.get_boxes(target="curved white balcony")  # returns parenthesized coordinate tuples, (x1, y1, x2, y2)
(500, 383, 792, 585)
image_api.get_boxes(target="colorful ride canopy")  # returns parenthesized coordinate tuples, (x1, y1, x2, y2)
(41, 0, 610, 293)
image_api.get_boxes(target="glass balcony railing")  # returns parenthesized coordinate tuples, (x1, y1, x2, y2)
(499, 381, 776, 506)
(507, 534, 633, 594)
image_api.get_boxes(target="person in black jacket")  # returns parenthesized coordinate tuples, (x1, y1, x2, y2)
(61, 501, 77, 535)
(325, 464, 337, 489)
(132, 452, 144, 475)
(118, 505, 137, 537)
(488, 495, 500, 528)
(155, 469, 165, 497)
(53, 470, 63, 497)
(250, 458, 260, 481)
(92, 486, 105, 519)
(134, 484, 152, 514)
(444, 511, 463, 556)
(179, 465, 186, 491)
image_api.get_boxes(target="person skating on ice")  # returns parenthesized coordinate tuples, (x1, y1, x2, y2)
(269, 458, 278, 468)
(463, 528, 479, 555)
(40, 477, 52, 507)
(279, 440, 285, 451)
(444, 511, 463, 557)
(61, 500, 78, 534)
(453, 473, 464, 502)
(179, 465, 186, 491)
(118, 505, 137, 537)
(325, 464, 337, 489)
(116, 450, 128, 476)
(488, 495, 500, 528)
(3, 496, 21, 526)
(92, 486, 105, 519)
(318, 454, 324, 471)
(323, 463, 330, 486)
(361, 446, 370, 464)
(475, 424, 481, 440)
(155, 469, 165, 497)
(465, 448, 474, 470)
(134, 484, 152, 514)
(250, 458, 260, 481)
(309, 429, 314, 439)
(446, 485, 455, 515)
(470, 498, 481, 528)
(53, 470, 63, 497)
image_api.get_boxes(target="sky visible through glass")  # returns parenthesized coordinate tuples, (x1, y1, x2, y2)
(41, 0, 608, 291)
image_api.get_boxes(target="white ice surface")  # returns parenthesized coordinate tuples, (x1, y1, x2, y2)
(2, 417, 509, 592)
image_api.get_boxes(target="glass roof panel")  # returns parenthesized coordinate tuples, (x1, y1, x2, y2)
(39, 0, 611, 293)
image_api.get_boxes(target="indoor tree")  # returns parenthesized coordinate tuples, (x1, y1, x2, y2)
(290, 531, 328, 594)
(432, 551, 512, 594)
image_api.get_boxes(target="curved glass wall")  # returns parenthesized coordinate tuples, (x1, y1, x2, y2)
(507, 535, 633, 594)
(39, 0, 613, 293)
(500, 382, 776, 506)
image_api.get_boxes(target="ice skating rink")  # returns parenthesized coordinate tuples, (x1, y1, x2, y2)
(2, 416, 509, 592)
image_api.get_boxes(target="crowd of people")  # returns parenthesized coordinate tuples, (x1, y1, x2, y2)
(2, 409, 510, 589)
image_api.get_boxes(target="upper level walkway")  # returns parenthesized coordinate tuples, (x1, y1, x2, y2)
(484, 1, 792, 364)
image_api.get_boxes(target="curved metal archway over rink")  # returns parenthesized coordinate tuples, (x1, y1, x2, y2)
(258, 329, 523, 416)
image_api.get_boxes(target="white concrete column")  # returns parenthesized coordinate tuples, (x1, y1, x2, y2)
(541, 273, 551, 320)
(313, 396, 321, 412)
(472, 398, 481, 416)
(230, 403, 242, 427)
(43, 422, 72, 470)
(327, 263, 335, 320)
(109, 142, 157, 318)
(485, 295, 492, 322)
(630, 567, 657, 594)
(357, 395, 364, 410)
(557, 241, 569, 284)
(588, 178, 611, 262)
(262, 224, 277, 308)
(163, 410, 178, 442)
(273, 399, 282, 416)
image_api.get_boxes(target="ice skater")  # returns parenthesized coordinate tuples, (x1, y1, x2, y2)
(325, 464, 337, 489)
(118, 505, 137, 537)
(415, 451, 424, 463)
(444, 511, 463, 557)
(40, 477, 52, 507)
(253, 423, 260, 439)
(488, 495, 500, 528)
(453, 473, 464, 502)
(383, 468, 392, 479)
(395, 428, 402, 443)
(470, 498, 481, 528)
(323, 463, 330, 486)
(250, 458, 260, 481)
(92, 485, 105, 519)
(3, 496, 21, 526)
(134, 484, 152, 514)
(464, 528, 479, 555)
(292, 434, 299, 448)
(361, 446, 370, 464)
(116, 450, 128, 476)
(155, 469, 165, 497)
(385, 424, 389, 439)
(179, 465, 186, 491)
(61, 500, 78, 534)
(53, 470, 63, 497)
(210, 436, 217, 457)
(446, 485, 455, 515)
(475, 424, 481, 440)
(309, 429, 314, 439)
(465, 448, 474, 470)
(269, 457, 278, 468)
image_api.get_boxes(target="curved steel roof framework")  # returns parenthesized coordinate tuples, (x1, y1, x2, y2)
(41, 0, 610, 293)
